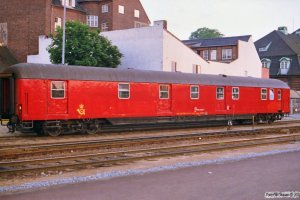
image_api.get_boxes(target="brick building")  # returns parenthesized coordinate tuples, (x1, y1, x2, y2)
(183, 36, 251, 63)
(182, 35, 266, 78)
(255, 27, 300, 90)
(0, 0, 150, 62)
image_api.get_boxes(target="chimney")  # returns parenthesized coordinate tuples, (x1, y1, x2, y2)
(277, 26, 288, 35)
(154, 20, 168, 30)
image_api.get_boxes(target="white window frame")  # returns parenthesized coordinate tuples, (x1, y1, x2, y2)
(216, 87, 224, 100)
(171, 61, 177, 72)
(210, 49, 217, 61)
(118, 5, 125, 14)
(190, 85, 199, 99)
(278, 90, 282, 100)
(101, 22, 108, 32)
(159, 85, 169, 99)
(261, 58, 271, 68)
(51, 81, 65, 99)
(269, 88, 274, 100)
(203, 50, 209, 60)
(232, 87, 239, 100)
(87, 15, 98, 28)
(192, 64, 201, 74)
(118, 83, 130, 99)
(222, 48, 232, 60)
(134, 9, 140, 18)
(102, 4, 109, 13)
(280, 60, 289, 69)
(261, 88, 267, 100)
(54, 17, 62, 31)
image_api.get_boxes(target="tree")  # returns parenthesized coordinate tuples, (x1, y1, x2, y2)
(189, 27, 224, 40)
(47, 21, 122, 67)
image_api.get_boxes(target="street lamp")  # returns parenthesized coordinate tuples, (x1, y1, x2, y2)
(62, 0, 66, 65)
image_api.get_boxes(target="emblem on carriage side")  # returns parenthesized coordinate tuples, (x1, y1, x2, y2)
(77, 104, 86, 116)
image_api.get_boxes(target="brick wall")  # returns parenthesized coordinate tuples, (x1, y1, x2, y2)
(196, 46, 238, 63)
(50, 6, 86, 33)
(0, 0, 150, 62)
(0, 0, 49, 62)
(112, 0, 150, 30)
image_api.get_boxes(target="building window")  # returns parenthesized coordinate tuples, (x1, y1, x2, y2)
(102, 4, 108, 13)
(134, 21, 148, 28)
(87, 15, 98, 28)
(51, 81, 65, 99)
(101, 22, 108, 32)
(193, 64, 201, 74)
(62, 0, 75, 7)
(261, 88, 267, 100)
(258, 42, 272, 52)
(216, 87, 224, 100)
(232, 87, 239, 100)
(54, 17, 62, 31)
(222, 48, 232, 60)
(279, 57, 291, 74)
(203, 50, 209, 60)
(134, 10, 140, 18)
(269, 89, 274, 100)
(171, 61, 177, 72)
(118, 83, 130, 99)
(278, 90, 282, 100)
(159, 85, 169, 99)
(118, 5, 125, 14)
(210, 49, 217, 61)
(190, 85, 199, 99)
(261, 58, 271, 68)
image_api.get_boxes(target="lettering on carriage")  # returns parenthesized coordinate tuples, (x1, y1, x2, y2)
(194, 107, 204, 112)
(77, 104, 86, 116)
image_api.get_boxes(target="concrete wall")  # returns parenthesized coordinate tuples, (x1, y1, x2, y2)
(27, 36, 51, 64)
(162, 30, 207, 73)
(102, 25, 164, 71)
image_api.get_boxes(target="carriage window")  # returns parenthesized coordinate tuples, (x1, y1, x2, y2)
(118, 83, 130, 99)
(216, 87, 224, 100)
(232, 87, 239, 100)
(261, 88, 267, 100)
(269, 89, 274, 100)
(190, 85, 199, 99)
(278, 90, 282, 100)
(160, 85, 169, 99)
(51, 81, 65, 98)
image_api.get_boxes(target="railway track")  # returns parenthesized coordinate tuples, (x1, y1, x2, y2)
(1, 124, 300, 159)
(0, 133, 299, 179)
(0, 119, 299, 142)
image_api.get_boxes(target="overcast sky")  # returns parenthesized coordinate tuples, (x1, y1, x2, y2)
(140, 0, 300, 41)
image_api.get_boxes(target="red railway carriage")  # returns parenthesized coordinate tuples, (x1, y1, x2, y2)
(0, 63, 290, 136)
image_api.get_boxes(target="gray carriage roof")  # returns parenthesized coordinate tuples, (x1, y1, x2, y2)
(4, 63, 289, 89)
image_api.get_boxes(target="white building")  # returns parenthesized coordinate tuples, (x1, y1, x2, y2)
(28, 20, 263, 78)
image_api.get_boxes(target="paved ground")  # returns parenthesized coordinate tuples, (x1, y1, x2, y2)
(1, 149, 300, 200)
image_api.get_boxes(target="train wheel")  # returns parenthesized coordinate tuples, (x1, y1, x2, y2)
(44, 127, 62, 137)
(86, 123, 99, 135)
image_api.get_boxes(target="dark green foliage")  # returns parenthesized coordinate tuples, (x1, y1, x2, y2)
(189, 27, 224, 39)
(47, 21, 122, 67)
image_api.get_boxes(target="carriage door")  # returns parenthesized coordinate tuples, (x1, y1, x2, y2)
(0, 74, 14, 119)
(216, 86, 226, 111)
(157, 84, 172, 114)
(47, 81, 68, 114)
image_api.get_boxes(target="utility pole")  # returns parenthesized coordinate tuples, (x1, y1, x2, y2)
(62, 0, 67, 65)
